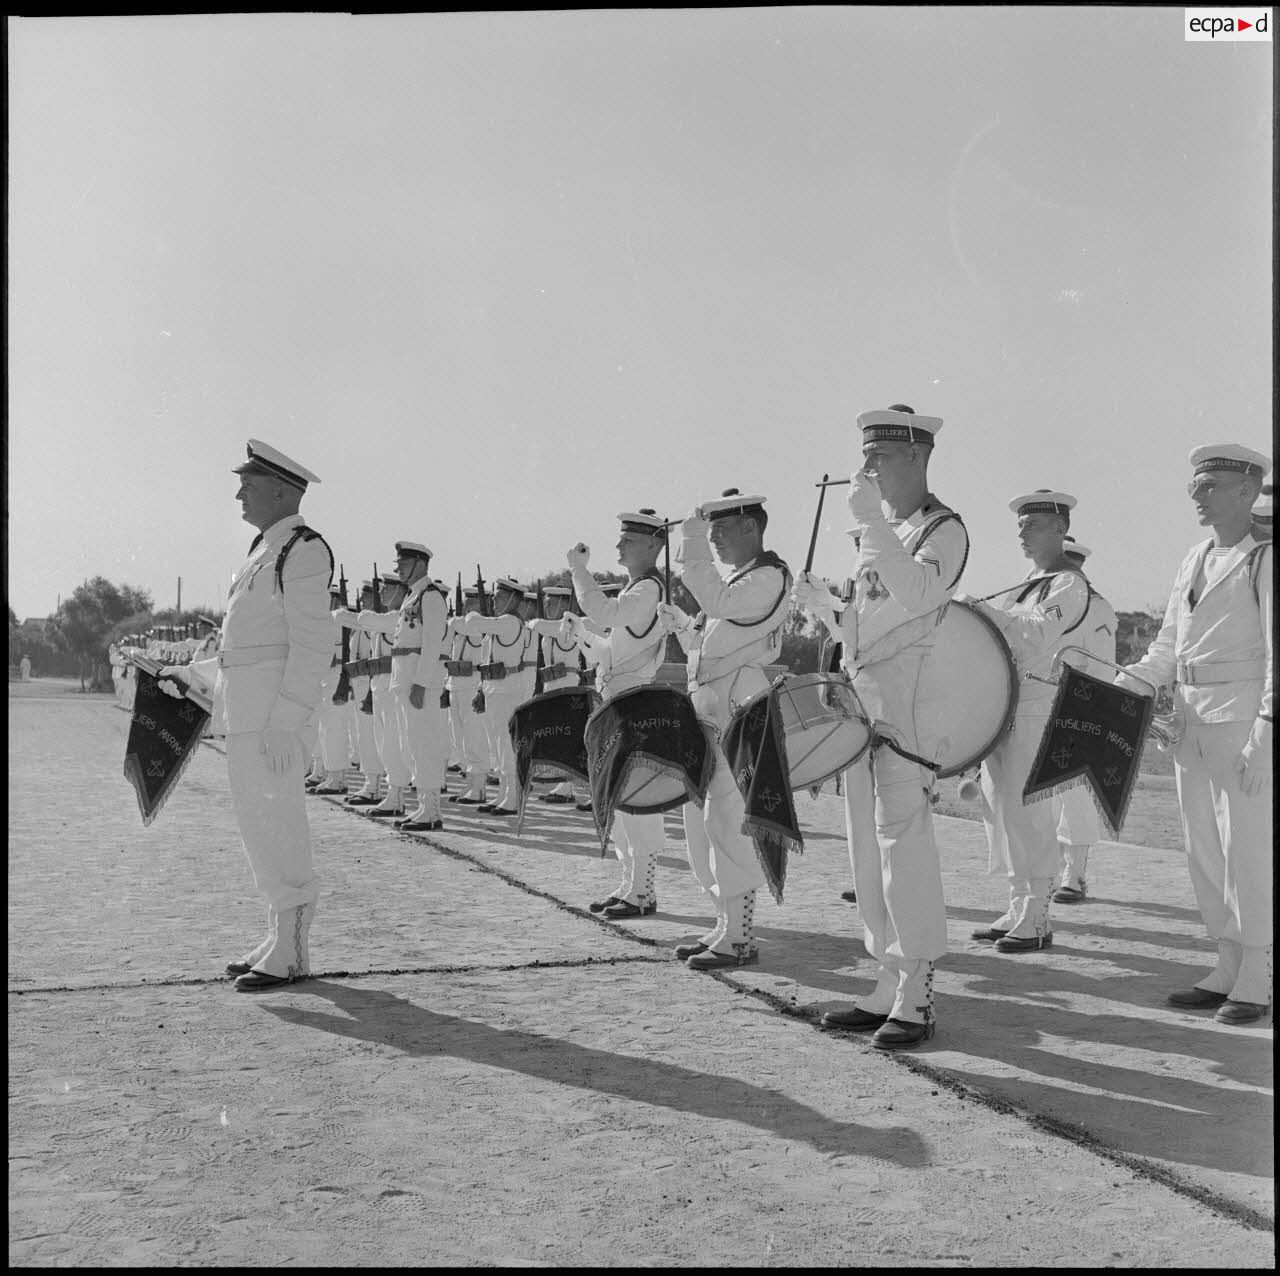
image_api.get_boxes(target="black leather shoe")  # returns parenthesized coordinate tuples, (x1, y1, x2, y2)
(589, 896, 622, 914)
(451, 795, 486, 805)
(575, 802, 594, 812)
(1053, 884, 1086, 904)
(971, 926, 1010, 942)
(1214, 1000, 1270, 1024)
(673, 941, 709, 960)
(539, 793, 574, 804)
(994, 932, 1053, 952)
(345, 793, 380, 806)
(602, 900, 658, 918)
(226, 960, 252, 976)
(820, 1006, 888, 1031)
(686, 947, 758, 970)
(447, 764, 463, 773)
(397, 818, 440, 831)
(366, 807, 405, 819)
(872, 1018, 934, 1050)
(234, 971, 296, 993)
(1167, 987, 1230, 1009)
(477, 804, 497, 813)
(839, 889, 858, 903)
(489, 807, 517, 817)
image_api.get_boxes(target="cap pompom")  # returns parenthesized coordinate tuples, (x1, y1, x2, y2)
(722, 487, 740, 497)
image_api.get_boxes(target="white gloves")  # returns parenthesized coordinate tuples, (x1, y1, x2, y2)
(845, 469, 883, 527)
(657, 601, 692, 636)
(1112, 668, 1155, 698)
(791, 571, 839, 622)
(682, 510, 710, 538)
(260, 727, 301, 776)
(566, 542, 590, 568)
(1235, 719, 1272, 797)
(464, 611, 487, 634)
(156, 666, 187, 699)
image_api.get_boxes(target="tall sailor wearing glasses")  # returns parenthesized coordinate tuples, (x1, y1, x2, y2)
(1120, 444, 1273, 1025)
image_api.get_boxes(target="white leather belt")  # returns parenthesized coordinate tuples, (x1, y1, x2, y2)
(218, 643, 289, 668)
(1176, 658, 1266, 686)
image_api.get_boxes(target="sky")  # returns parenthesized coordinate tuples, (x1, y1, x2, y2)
(7, 8, 1273, 623)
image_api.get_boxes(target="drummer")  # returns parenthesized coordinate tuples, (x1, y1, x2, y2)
(1051, 537, 1118, 905)
(960, 490, 1092, 955)
(793, 405, 968, 1050)
(659, 488, 791, 970)
(565, 511, 670, 917)
(527, 586, 584, 807)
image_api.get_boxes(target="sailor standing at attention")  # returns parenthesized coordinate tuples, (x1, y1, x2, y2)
(564, 510, 669, 918)
(444, 586, 491, 806)
(158, 441, 334, 991)
(1120, 444, 1272, 1024)
(335, 579, 384, 806)
(658, 489, 791, 969)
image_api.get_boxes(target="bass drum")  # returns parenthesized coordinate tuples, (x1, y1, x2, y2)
(915, 599, 1019, 778)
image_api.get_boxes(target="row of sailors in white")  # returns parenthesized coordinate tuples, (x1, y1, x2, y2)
(109, 627, 221, 709)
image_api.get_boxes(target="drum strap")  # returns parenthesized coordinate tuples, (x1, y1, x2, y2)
(876, 735, 941, 773)
(622, 574, 665, 640)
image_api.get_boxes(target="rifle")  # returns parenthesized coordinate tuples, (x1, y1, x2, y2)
(472, 565, 488, 713)
(455, 572, 464, 621)
(333, 564, 353, 704)
(359, 561, 383, 715)
(533, 580, 546, 697)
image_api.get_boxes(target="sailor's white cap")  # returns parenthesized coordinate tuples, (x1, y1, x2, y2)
(617, 508, 668, 534)
(701, 488, 767, 520)
(1063, 536, 1092, 560)
(394, 541, 432, 560)
(1009, 489, 1077, 518)
(232, 439, 320, 490)
(856, 404, 943, 447)
(493, 576, 524, 593)
(1188, 443, 1270, 478)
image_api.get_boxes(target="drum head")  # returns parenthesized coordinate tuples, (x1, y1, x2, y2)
(917, 600, 1018, 777)
(769, 673, 871, 791)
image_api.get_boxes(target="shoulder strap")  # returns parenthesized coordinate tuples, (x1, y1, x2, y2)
(1246, 542, 1271, 604)
(622, 572, 666, 640)
(1060, 574, 1096, 637)
(722, 553, 792, 629)
(273, 526, 334, 594)
(907, 510, 969, 590)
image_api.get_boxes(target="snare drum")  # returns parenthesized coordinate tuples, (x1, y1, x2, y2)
(585, 684, 717, 816)
(728, 673, 872, 792)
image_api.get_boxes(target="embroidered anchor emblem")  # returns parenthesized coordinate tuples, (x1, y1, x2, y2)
(1071, 682, 1093, 703)
(758, 787, 782, 814)
(147, 759, 166, 778)
(176, 702, 196, 723)
(684, 748, 701, 771)
(1051, 745, 1073, 770)
(1119, 696, 1137, 718)
(1103, 765, 1122, 787)
(138, 680, 155, 698)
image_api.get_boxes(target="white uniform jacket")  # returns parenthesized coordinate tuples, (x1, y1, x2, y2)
(189, 513, 334, 735)
(570, 566, 665, 697)
(1126, 535, 1273, 726)
(1059, 580, 1118, 678)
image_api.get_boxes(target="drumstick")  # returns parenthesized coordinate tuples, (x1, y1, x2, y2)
(815, 477, 851, 488)
(803, 474, 830, 574)
(663, 514, 671, 599)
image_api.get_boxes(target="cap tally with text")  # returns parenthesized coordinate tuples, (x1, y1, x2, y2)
(232, 439, 320, 490)
(618, 508, 668, 536)
(1009, 488, 1077, 518)
(1188, 444, 1270, 478)
(856, 403, 943, 448)
(394, 541, 432, 562)
(701, 488, 767, 521)
(1063, 535, 1092, 560)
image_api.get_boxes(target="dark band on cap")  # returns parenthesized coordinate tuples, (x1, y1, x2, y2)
(242, 450, 308, 490)
(621, 520, 667, 536)
(707, 503, 765, 521)
(1017, 500, 1070, 517)
(1194, 457, 1264, 477)
(861, 424, 935, 447)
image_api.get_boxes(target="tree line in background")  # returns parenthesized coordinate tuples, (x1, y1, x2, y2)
(8, 571, 1169, 692)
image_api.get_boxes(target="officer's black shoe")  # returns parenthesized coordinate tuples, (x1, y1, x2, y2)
(871, 1018, 934, 1050)
(226, 960, 252, 976)
(673, 941, 709, 960)
(602, 900, 658, 918)
(234, 971, 296, 993)
(970, 926, 1010, 942)
(840, 889, 858, 903)
(994, 932, 1053, 953)
(589, 896, 622, 914)
(1167, 987, 1229, 1009)
(820, 1006, 888, 1031)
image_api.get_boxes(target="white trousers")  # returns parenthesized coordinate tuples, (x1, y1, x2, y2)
(612, 811, 664, 903)
(1174, 717, 1273, 947)
(372, 678, 411, 788)
(981, 712, 1061, 882)
(351, 694, 381, 783)
(317, 695, 352, 772)
(481, 687, 525, 809)
(395, 685, 450, 818)
(449, 676, 489, 796)
(681, 677, 767, 905)
(226, 731, 318, 977)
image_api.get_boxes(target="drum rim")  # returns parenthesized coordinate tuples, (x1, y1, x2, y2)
(933, 599, 1019, 778)
(513, 684, 602, 715)
(582, 682, 695, 734)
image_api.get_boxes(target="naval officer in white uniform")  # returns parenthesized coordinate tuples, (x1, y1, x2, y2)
(160, 440, 334, 991)
(1121, 444, 1272, 1024)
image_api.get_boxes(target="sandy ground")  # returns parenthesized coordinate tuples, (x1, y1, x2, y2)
(8, 679, 1274, 1267)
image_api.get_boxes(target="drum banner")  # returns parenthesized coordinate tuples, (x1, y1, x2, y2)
(720, 691, 802, 904)
(122, 667, 212, 826)
(584, 688, 714, 855)
(1021, 664, 1154, 837)
(510, 689, 601, 833)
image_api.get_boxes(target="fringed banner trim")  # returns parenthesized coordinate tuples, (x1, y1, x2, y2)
(743, 819, 804, 905)
(122, 728, 206, 828)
